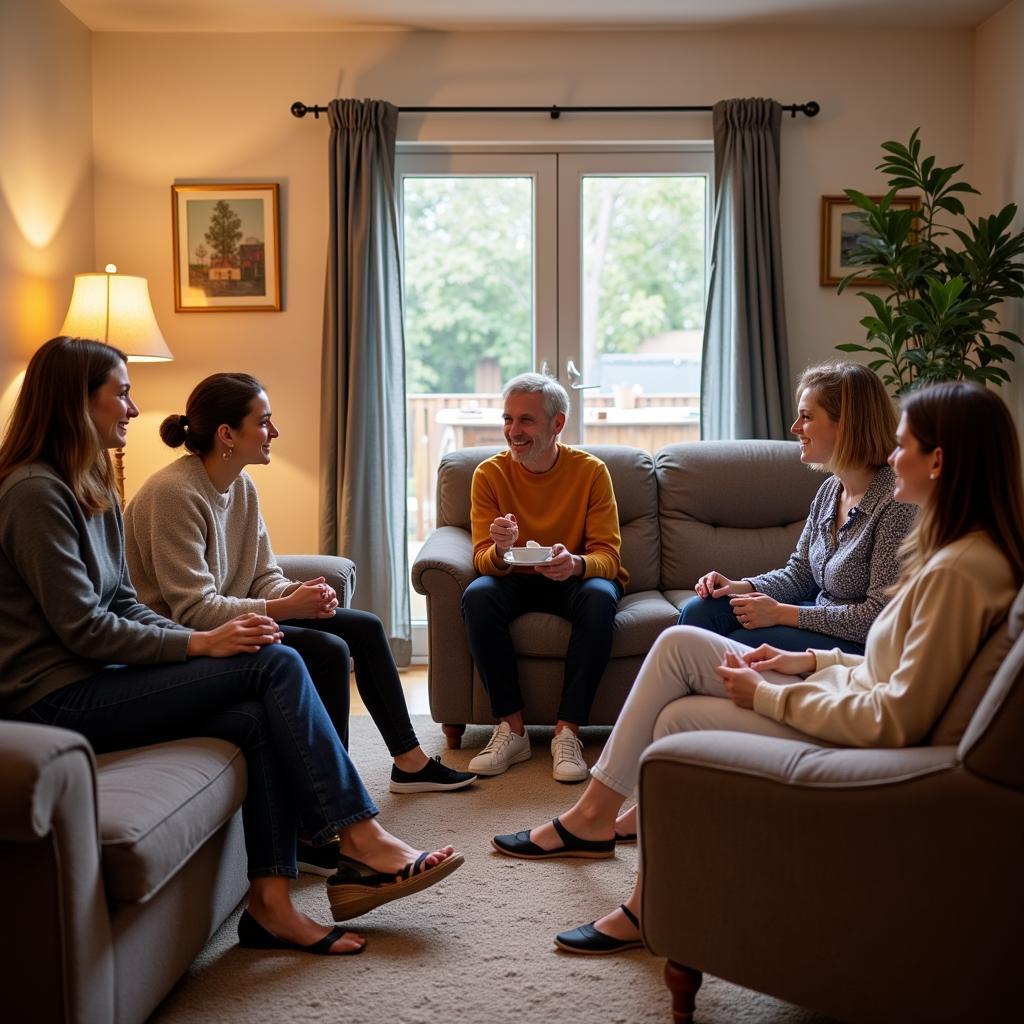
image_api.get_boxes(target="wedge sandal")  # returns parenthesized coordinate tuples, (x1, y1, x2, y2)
(327, 849, 464, 921)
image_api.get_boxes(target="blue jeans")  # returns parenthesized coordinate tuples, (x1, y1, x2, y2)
(462, 573, 622, 726)
(17, 644, 378, 879)
(678, 595, 865, 655)
(281, 607, 419, 758)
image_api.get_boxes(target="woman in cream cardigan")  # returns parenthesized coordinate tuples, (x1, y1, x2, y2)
(492, 380, 1024, 955)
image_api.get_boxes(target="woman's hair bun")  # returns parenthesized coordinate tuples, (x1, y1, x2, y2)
(159, 412, 189, 448)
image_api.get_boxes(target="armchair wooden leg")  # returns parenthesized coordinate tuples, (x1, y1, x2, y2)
(664, 961, 702, 1024)
(442, 724, 466, 749)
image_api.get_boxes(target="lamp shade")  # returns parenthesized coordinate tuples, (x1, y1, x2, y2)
(60, 271, 173, 362)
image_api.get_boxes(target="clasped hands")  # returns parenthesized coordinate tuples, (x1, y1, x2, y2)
(694, 569, 783, 629)
(283, 576, 339, 619)
(489, 512, 580, 581)
(715, 645, 816, 708)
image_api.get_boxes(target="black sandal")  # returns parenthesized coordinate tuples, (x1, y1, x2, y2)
(554, 904, 644, 956)
(327, 849, 465, 921)
(237, 909, 365, 956)
(491, 816, 615, 860)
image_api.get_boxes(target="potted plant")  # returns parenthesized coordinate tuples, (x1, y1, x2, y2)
(836, 129, 1024, 393)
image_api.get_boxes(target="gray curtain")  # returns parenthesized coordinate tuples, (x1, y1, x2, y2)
(320, 98, 411, 665)
(700, 98, 791, 440)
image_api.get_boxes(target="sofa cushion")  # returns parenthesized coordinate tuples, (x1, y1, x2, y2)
(656, 440, 821, 591)
(509, 589, 680, 659)
(96, 737, 247, 904)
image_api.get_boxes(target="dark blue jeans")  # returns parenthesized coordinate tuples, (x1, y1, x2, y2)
(678, 595, 865, 655)
(281, 607, 419, 758)
(462, 573, 622, 726)
(17, 644, 378, 880)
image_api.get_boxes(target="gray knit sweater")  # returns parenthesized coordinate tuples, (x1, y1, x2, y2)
(0, 463, 190, 716)
(124, 455, 295, 630)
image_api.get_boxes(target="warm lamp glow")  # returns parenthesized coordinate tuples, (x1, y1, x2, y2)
(60, 269, 173, 361)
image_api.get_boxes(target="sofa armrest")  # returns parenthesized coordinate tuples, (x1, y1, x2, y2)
(637, 731, 1020, 1023)
(277, 554, 356, 608)
(0, 721, 115, 1023)
(641, 730, 958, 789)
(410, 525, 476, 596)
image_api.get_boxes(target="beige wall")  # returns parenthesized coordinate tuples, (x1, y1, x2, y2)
(91, 26, 976, 552)
(975, 0, 1024, 428)
(0, 0, 94, 421)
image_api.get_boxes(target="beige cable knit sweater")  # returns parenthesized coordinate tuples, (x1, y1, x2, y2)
(124, 455, 296, 629)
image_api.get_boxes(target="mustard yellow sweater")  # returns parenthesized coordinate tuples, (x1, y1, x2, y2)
(753, 531, 1017, 747)
(470, 444, 627, 588)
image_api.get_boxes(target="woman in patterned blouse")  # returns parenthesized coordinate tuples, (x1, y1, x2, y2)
(679, 361, 916, 655)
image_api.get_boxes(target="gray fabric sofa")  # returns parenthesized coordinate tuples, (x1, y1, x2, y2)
(638, 585, 1024, 1024)
(0, 554, 354, 1024)
(411, 441, 822, 744)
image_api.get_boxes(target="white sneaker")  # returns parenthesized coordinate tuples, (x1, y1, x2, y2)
(468, 722, 532, 776)
(551, 729, 589, 784)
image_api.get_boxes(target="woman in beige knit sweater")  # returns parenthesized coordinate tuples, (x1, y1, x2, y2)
(125, 374, 475, 873)
(492, 381, 1024, 955)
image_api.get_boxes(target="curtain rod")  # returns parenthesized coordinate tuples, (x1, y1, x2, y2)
(290, 100, 820, 121)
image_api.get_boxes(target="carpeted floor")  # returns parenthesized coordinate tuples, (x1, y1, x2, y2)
(150, 717, 837, 1024)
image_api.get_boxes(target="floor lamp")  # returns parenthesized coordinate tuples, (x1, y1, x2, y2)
(60, 265, 173, 504)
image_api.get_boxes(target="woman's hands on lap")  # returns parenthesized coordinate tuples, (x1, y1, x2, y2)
(695, 570, 752, 599)
(742, 644, 816, 676)
(270, 577, 339, 621)
(189, 613, 284, 657)
(729, 592, 797, 628)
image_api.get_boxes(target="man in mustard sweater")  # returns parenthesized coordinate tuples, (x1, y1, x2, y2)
(463, 373, 627, 782)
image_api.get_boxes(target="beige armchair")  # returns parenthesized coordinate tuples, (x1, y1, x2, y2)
(638, 590, 1024, 1024)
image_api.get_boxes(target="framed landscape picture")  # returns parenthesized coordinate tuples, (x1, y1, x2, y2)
(819, 194, 920, 287)
(172, 183, 281, 311)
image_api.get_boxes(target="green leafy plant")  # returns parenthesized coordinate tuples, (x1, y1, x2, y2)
(836, 130, 1024, 393)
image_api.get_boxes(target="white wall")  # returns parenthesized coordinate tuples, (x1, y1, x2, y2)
(0, 0, 94, 420)
(975, 0, 1024, 428)
(89, 26, 975, 551)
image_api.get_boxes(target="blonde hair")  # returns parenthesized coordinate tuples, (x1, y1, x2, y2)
(796, 362, 896, 473)
(0, 336, 126, 515)
(894, 381, 1024, 589)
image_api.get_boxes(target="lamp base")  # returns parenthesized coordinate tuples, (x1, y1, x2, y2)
(114, 447, 125, 506)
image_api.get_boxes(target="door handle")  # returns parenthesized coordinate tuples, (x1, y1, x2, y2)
(566, 359, 599, 391)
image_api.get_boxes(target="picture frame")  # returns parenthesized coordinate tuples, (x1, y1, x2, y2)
(171, 183, 281, 311)
(819, 194, 920, 287)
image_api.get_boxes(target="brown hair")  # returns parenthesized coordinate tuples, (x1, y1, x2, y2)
(0, 336, 126, 514)
(160, 373, 264, 456)
(896, 381, 1024, 586)
(796, 362, 896, 473)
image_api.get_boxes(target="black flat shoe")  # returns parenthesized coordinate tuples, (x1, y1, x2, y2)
(554, 904, 643, 956)
(237, 909, 364, 956)
(614, 831, 637, 844)
(491, 816, 615, 860)
(389, 755, 477, 793)
(297, 838, 341, 877)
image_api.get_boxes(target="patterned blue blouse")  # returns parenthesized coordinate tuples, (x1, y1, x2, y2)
(744, 465, 917, 643)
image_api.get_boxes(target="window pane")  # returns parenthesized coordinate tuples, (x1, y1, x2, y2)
(580, 175, 705, 450)
(404, 176, 535, 619)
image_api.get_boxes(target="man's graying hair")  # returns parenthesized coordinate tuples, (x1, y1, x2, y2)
(502, 372, 570, 420)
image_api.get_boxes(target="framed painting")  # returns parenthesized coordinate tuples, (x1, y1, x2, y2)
(171, 183, 281, 311)
(819, 194, 920, 287)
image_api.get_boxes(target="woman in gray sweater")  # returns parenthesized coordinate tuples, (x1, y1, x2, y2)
(0, 337, 462, 957)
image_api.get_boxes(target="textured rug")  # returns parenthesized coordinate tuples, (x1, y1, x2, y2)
(150, 717, 836, 1024)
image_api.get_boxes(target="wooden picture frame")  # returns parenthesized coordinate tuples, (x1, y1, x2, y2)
(820, 194, 920, 287)
(171, 183, 281, 311)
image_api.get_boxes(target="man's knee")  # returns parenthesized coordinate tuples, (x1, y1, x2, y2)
(461, 575, 506, 621)
(572, 579, 620, 625)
